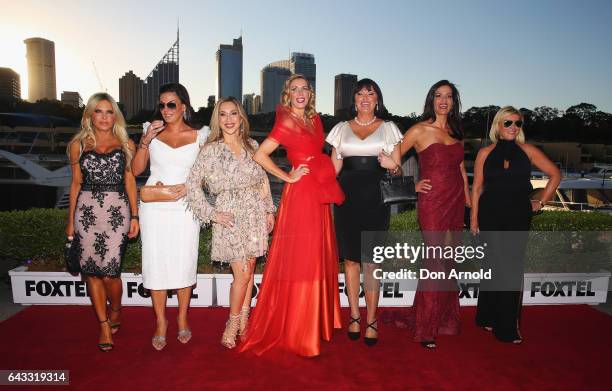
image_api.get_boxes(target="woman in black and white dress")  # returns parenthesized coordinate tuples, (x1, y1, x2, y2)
(326, 78, 403, 346)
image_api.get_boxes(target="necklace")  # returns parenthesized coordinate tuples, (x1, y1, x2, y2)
(354, 116, 377, 126)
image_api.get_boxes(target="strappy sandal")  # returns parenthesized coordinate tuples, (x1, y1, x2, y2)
(109, 305, 121, 334)
(152, 320, 168, 351)
(238, 306, 250, 341)
(177, 329, 192, 344)
(221, 313, 241, 349)
(98, 319, 114, 352)
(364, 319, 378, 346)
(347, 315, 361, 340)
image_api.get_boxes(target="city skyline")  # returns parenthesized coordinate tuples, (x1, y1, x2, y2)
(1, 0, 612, 116)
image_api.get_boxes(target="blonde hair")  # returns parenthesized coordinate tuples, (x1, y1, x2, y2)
(281, 74, 316, 118)
(207, 97, 255, 154)
(489, 105, 526, 144)
(67, 93, 132, 168)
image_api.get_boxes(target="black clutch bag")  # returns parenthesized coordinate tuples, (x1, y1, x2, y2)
(380, 173, 417, 205)
(64, 235, 81, 274)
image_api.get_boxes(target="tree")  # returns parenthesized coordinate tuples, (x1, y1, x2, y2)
(566, 103, 597, 125)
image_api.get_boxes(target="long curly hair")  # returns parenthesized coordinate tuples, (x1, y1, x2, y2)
(207, 97, 255, 155)
(67, 92, 132, 168)
(280, 74, 316, 118)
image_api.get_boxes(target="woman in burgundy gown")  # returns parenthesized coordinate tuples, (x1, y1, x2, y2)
(238, 74, 344, 357)
(400, 80, 471, 349)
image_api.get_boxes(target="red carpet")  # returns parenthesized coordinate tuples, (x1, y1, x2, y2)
(0, 305, 609, 390)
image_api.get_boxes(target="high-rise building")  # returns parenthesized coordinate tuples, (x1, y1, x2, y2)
(290, 52, 316, 91)
(60, 91, 83, 108)
(119, 70, 143, 119)
(207, 95, 216, 109)
(243, 93, 255, 115)
(260, 60, 291, 113)
(334, 74, 357, 117)
(24, 37, 56, 102)
(253, 95, 261, 114)
(119, 31, 179, 114)
(259, 53, 316, 113)
(216, 36, 243, 100)
(0, 67, 21, 100)
(142, 31, 179, 111)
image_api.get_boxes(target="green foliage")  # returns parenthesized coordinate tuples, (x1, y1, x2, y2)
(1, 208, 610, 273)
(389, 208, 612, 231)
(0, 208, 214, 273)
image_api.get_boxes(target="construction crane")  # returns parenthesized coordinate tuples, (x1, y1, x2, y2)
(92, 61, 107, 92)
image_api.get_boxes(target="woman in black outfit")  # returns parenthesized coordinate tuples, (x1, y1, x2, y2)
(326, 79, 403, 345)
(470, 106, 560, 343)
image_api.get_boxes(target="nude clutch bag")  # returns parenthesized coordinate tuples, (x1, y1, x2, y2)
(140, 184, 177, 202)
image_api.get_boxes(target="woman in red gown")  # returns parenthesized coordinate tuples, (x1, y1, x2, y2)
(238, 74, 344, 357)
(400, 80, 471, 349)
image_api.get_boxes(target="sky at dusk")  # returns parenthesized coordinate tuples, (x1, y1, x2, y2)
(2, 0, 612, 116)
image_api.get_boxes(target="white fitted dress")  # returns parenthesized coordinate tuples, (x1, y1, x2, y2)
(140, 123, 210, 290)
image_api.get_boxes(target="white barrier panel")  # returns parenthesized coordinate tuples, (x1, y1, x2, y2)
(10, 268, 609, 307)
(9, 266, 214, 307)
(523, 272, 610, 304)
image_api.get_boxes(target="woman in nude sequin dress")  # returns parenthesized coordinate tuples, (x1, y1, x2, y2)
(185, 97, 275, 349)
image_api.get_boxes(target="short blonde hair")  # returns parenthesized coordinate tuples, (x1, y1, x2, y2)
(489, 106, 525, 143)
(68, 93, 132, 167)
(280, 74, 316, 118)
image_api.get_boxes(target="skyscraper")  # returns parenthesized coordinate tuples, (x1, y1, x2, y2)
(334, 74, 357, 117)
(119, 70, 143, 119)
(0, 68, 21, 100)
(216, 37, 243, 100)
(243, 93, 255, 114)
(142, 31, 180, 111)
(253, 95, 261, 114)
(60, 91, 83, 108)
(24, 37, 56, 102)
(290, 52, 316, 91)
(207, 95, 216, 109)
(260, 62, 291, 113)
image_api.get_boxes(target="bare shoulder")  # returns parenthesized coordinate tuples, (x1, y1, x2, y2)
(476, 144, 495, 160)
(517, 142, 541, 159)
(405, 122, 427, 137)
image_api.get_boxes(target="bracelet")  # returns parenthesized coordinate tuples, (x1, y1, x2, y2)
(389, 165, 400, 175)
(138, 142, 149, 149)
(131, 215, 139, 220)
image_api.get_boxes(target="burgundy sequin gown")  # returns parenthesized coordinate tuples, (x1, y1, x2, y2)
(408, 142, 463, 342)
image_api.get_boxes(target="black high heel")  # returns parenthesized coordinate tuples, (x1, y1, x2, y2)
(347, 316, 361, 340)
(364, 319, 378, 346)
(420, 340, 436, 350)
(109, 306, 121, 334)
(98, 319, 114, 352)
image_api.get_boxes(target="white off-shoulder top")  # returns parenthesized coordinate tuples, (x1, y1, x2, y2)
(326, 121, 403, 159)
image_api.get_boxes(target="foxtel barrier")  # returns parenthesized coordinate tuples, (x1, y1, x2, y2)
(9, 266, 610, 307)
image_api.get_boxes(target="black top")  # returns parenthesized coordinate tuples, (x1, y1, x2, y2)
(482, 139, 533, 203)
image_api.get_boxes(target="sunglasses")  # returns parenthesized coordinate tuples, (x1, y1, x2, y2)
(503, 120, 523, 128)
(158, 102, 177, 110)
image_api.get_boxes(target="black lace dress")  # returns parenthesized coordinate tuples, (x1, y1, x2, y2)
(74, 149, 131, 277)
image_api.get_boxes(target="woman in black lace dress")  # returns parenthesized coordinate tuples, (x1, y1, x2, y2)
(66, 93, 139, 352)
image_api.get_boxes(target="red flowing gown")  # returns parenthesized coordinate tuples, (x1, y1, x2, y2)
(408, 142, 463, 342)
(238, 106, 344, 357)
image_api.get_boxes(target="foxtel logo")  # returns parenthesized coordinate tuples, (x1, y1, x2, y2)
(530, 281, 596, 297)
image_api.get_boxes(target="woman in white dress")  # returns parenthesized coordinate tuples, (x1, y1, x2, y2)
(132, 83, 209, 351)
